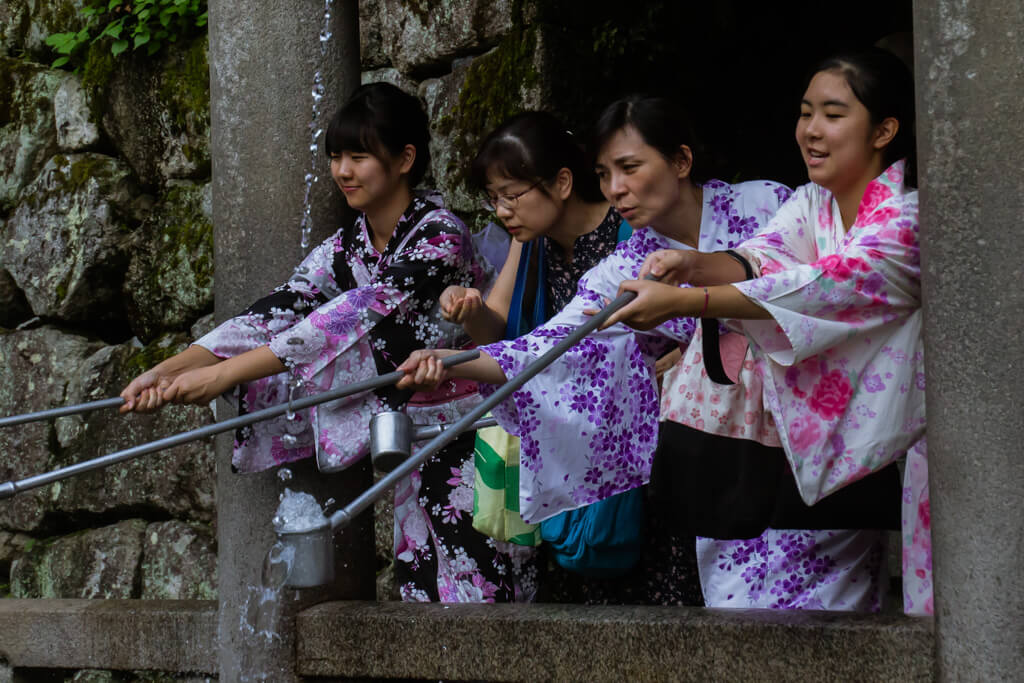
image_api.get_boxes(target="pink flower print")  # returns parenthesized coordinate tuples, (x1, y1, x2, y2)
(472, 573, 500, 602)
(817, 255, 871, 282)
(898, 226, 917, 247)
(857, 179, 894, 218)
(861, 206, 900, 226)
(760, 258, 786, 276)
(808, 370, 854, 420)
(885, 162, 904, 183)
(918, 498, 931, 530)
(789, 415, 822, 451)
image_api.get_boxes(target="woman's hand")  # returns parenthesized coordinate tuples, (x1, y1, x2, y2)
(120, 369, 174, 414)
(395, 349, 458, 392)
(161, 365, 234, 406)
(119, 345, 222, 414)
(639, 249, 699, 285)
(440, 286, 484, 324)
(598, 279, 690, 331)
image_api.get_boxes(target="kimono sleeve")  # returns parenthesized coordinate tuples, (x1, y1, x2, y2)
(478, 235, 690, 523)
(194, 231, 344, 357)
(732, 192, 921, 366)
(266, 215, 475, 382)
(733, 183, 821, 278)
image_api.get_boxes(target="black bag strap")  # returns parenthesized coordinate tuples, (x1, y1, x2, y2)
(701, 250, 754, 386)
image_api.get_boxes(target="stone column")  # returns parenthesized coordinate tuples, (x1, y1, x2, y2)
(914, 2, 1024, 680)
(207, 1, 370, 681)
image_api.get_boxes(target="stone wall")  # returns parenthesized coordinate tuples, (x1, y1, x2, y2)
(0, 4, 216, 615)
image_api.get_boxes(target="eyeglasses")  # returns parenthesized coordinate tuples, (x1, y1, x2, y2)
(480, 178, 546, 212)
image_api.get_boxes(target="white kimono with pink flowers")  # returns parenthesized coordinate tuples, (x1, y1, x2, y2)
(724, 160, 931, 615)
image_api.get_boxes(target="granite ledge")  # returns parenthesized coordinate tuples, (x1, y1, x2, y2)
(296, 601, 935, 682)
(0, 599, 217, 674)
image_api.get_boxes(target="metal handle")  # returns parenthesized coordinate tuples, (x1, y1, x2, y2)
(411, 415, 497, 442)
(0, 349, 481, 500)
(0, 397, 126, 428)
(328, 284, 647, 532)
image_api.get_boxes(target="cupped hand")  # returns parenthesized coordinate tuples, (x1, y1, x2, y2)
(161, 365, 232, 406)
(440, 286, 483, 324)
(639, 249, 698, 285)
(395, 349, 456, 392)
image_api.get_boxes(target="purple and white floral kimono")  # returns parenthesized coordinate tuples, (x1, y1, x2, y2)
(195, 193, 537, 603)
(701, 160, 931, 614)
(478, 180, 791, 525)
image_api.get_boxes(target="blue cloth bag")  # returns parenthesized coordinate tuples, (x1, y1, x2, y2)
(539, 487, 646, 577)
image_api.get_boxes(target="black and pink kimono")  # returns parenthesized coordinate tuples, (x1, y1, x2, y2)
(196, 193, 538, 602)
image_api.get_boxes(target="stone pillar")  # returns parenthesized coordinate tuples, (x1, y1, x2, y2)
(914, 3, 1024, 680)
(207, 1, 370, 681)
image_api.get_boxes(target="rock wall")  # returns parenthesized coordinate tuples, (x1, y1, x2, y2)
(0, 4, 215, 612)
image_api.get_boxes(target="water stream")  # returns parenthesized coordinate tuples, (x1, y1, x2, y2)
(299, 0, 337, 252)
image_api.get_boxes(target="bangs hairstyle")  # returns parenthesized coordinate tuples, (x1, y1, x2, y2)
(469, 111, 604, 203)
(324, 82, 431, 186)
(592, 94, 705, 182)
(813, 47, 916, 183)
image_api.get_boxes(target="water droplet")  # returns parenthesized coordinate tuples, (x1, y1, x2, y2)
(281, 433, 299, 448)
(277, 468, 293, 482)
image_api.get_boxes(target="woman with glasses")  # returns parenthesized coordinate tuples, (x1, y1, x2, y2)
(440, 111, 627, 346)
(399, 96, 791, 605)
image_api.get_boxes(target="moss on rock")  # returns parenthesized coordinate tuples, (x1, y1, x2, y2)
(158, 35, 209, 132)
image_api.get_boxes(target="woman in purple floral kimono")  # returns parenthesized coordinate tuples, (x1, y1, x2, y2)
(399, 96, 791, 605)
(120, 83, 535, 603)
(602, 49, 930, 614)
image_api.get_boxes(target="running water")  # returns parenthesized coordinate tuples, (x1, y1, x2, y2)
(236, 540, 297, 681)
(299, 0, 336, 252)
(273, 487, 330, 533)
(236, 488, 331, 681)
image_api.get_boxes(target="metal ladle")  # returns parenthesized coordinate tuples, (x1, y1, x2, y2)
(281, 412, 499, 588)
(276, 280, 650, 587)
(369, 411, 498, 472)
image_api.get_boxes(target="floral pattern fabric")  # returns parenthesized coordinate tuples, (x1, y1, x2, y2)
(696, 528, 885, 610)
(393, 432, 539, 602)
(195, 192, 491, 473)
(725, 160, 931, 614)
(479, 180, 791, 524)
(543, 206, 624, 315)
(195, 193, 538, 603)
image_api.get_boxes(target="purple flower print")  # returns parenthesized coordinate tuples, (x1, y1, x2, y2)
(863, 373, 886, 392)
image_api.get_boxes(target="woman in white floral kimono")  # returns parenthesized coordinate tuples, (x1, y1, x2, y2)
(120, 83, 537, 603)
(399, 95, 792, 605)
(601, 49, 931, 614)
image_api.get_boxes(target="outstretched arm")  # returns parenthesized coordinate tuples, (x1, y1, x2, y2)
(639, 249, 751, 286)
(119, 345, 221, 413)
(159, 345, 287, 405)
(599, 280, 771, 331)
(395, 348, 508, 392)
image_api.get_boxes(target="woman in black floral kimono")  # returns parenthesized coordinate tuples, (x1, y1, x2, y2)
(120, 83, 536, 602)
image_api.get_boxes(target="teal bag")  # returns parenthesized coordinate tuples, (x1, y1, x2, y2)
(539, 487, 646, 577)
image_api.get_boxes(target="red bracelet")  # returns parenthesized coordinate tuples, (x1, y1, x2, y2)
(699, 287, 710, 317)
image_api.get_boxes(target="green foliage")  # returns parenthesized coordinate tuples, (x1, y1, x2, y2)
(44, 0, 208, 70)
